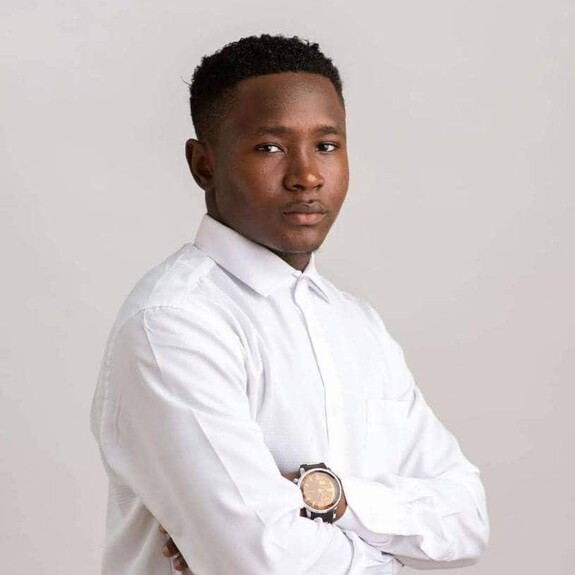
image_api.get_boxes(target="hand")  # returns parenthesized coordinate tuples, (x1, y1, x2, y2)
(159, 524, 190, 572)
(281, 470, 299, 482)
(334, 490, 348, 522)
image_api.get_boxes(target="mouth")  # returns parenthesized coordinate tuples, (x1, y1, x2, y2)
(282, 201, 327, 226)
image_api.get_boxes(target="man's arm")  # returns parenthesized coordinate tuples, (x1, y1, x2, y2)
(92, 304, 392, 575)
(159, 472, 345, 573)
(335, 312, 489, 569)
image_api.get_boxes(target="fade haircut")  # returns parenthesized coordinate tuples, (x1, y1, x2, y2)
(189, 34, 344, 142)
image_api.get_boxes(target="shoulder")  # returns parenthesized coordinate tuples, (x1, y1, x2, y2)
(104, 244, 244, 367)
(112, 243, 224, 330)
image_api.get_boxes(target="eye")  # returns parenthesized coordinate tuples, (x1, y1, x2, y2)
(317, 142, 338, 153)
(256, 143, 283, 153)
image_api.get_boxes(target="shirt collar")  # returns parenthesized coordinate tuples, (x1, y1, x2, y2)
(193, 214, 330, 302)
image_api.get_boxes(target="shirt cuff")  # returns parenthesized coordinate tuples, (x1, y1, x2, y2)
(344, 529, 398, 573)
(336, 475, 404, 542)
(336, 474, 456, 563)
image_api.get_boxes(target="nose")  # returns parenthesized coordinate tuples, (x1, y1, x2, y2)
(283, 151, 325, 192)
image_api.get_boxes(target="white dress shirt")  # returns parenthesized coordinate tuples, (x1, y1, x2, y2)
(91, 214, 489, 575)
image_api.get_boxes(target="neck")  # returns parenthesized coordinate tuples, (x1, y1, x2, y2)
(204, 209, 313, 271)
(270, 249, 312, 272)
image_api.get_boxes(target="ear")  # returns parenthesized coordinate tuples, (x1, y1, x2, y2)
(185, 138, 214, 191)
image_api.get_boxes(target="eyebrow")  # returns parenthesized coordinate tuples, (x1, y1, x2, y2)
(253, 124, 345, 137)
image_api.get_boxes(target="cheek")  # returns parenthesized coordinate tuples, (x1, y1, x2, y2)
(325, 154, 349, 184)
(215, 165, 280, 214)
(225, 152, 277, 185)
(329, 163, 349, 203)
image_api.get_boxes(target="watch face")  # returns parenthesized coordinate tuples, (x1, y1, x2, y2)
(300, 470, 341, 511)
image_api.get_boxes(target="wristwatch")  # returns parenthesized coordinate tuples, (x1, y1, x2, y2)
(293, 463, 343, 523)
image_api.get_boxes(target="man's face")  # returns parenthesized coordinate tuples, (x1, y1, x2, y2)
(188, 72, 349, 270)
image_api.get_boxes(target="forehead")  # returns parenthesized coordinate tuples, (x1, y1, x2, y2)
(219, 72, 346, 139)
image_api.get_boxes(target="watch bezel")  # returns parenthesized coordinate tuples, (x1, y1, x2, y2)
(296, 467, 342, 515)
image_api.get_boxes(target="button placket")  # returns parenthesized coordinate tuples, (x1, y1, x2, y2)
(294, 276, 349, 474)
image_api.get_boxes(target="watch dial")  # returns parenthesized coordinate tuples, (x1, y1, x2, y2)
(300, 471, 340, 510)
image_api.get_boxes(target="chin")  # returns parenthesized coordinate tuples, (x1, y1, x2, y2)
(274, 242, 321, 256)
(280, 229, 326, 252)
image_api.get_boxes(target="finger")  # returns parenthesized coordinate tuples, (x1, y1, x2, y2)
(162, 538, 180, 558)
(173, 553, 189, 571)
(158, 524, 168, 535)
(281, 471, 299, 482)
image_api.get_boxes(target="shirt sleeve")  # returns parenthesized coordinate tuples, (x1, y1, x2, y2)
(335, 316, 490, 569)
(92, 305, 394, 575)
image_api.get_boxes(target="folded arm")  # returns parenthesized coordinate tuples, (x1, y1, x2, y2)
(336, 318, 489, 569)
(93, 305, 392, 575)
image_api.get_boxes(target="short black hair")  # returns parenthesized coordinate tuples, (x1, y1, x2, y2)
(189, 34, 344, 142)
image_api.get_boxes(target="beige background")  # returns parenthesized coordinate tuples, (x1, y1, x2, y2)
(1, 1, 573, 573)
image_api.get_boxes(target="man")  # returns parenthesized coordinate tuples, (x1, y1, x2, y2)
(91, 34, 489, 574)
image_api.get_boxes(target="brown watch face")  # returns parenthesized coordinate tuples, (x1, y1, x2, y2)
(300, 470, 341, 511)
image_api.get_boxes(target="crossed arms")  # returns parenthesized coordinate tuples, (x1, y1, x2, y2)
(94, 306, 489, 574)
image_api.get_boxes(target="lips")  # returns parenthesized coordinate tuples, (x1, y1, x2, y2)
(282, 202, 327, 226)
(283, 201, 327, 215)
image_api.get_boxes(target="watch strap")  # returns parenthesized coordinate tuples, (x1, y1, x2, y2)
(307, 508, 336, 523)
(299, 462, 328, 473)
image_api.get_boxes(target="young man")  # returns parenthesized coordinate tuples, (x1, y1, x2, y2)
(91, 35, 489, 574)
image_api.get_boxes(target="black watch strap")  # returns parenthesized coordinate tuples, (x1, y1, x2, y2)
(309, 509, 336, 523)
(300, 462, 328, 473)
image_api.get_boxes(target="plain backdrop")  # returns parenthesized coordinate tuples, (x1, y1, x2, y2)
(1, 1, 573, 574)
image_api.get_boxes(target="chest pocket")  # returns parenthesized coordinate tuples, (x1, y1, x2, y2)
(365, 399, 409, 478)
